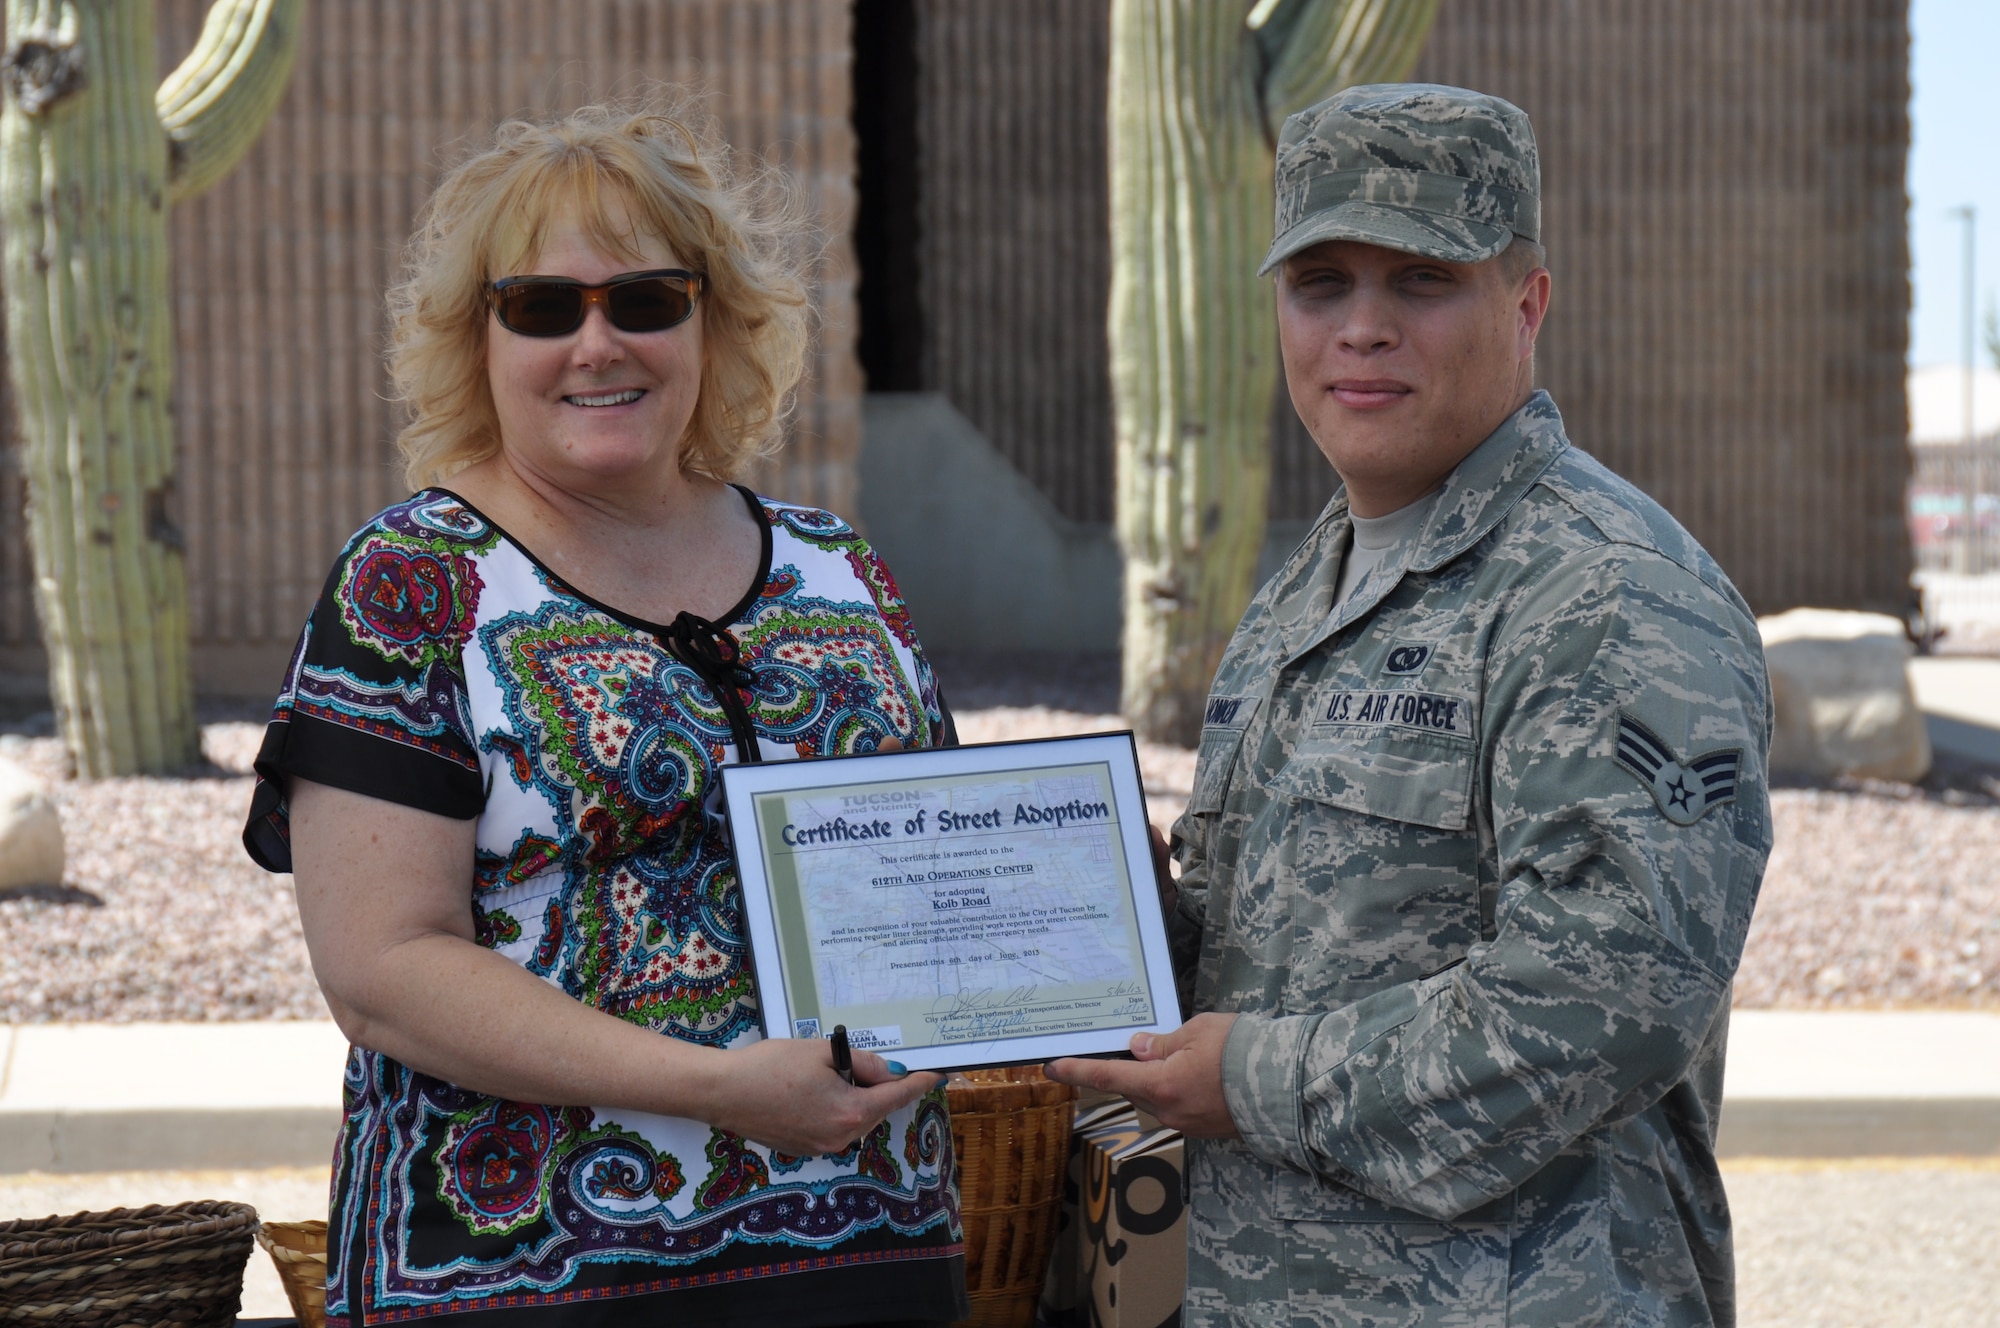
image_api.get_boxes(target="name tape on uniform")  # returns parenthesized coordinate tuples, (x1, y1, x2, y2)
(1203, 696, 1257, 730)
(1311, 689, 1469, 737)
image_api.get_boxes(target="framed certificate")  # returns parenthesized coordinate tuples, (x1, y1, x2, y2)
(720, 733, 1183, 1072)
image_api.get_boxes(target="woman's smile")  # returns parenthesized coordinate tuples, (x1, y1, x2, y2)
(564, 387, 646, 407)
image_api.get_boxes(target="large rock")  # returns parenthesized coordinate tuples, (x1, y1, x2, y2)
(0, 757, 65, 892)
(1759, 609, 1932, 782)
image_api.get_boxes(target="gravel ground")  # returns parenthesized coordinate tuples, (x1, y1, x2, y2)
(0, 651, 1995, 1022)
(1735, 779, 2000, 1008)
(0, 722, 327, 1024)
(0, 1159, 1992, 1323)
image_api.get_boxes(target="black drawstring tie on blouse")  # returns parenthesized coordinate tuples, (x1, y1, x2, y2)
(664, 612, 763, 763)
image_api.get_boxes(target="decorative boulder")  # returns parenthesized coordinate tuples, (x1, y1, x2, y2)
(0, 757, 65, 892)
(1758, 609, 1931, 782)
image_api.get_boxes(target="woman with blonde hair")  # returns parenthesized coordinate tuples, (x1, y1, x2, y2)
(244, 97, 966, 1324)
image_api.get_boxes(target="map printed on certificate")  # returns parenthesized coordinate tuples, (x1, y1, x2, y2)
(721, 734, 1182, 1071)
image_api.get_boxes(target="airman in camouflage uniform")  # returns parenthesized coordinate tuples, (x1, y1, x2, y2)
(1052, 85, 1771, 1326)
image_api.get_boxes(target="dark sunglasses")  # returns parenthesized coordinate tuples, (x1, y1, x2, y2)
(487, 268, 704, 337)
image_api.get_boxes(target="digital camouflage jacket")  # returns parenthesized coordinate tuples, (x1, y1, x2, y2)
(1171, 391, 1772, 1327)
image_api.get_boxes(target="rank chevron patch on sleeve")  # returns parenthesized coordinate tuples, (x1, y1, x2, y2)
(1613, 712, 1742, 826)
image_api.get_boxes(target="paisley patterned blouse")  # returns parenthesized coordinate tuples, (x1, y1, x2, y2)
(245, 487, 965, 1326)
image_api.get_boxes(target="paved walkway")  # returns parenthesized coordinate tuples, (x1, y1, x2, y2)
(2, 1017, 1994, 1323)
(0, 1022, 347, 1172)
(1720, 1011, 2000, 1156)
(1725, 1158, 2000, 1328)
(4, 1157, 1994, 1323)
(3, 1013, 1998, 1171)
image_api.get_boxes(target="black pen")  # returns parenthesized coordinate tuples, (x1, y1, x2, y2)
(831, 1024, 855, 1086)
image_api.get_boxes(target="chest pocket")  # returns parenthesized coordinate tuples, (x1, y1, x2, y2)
(1268, 732, 1476, 831)
(1262, 731, 1482, 1006)
(1187, 696, 1261, 817)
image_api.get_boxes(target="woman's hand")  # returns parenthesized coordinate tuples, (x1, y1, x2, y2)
(655, 726, 941, 1157)
(697, 1039, 943, 1156)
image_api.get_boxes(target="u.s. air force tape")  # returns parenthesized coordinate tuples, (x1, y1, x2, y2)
(1309, 689, 1469, 737)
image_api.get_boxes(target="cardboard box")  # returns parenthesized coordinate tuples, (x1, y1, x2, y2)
(1041, 1099, 1135, 1322)
(1040, 1101, 1188, 1328)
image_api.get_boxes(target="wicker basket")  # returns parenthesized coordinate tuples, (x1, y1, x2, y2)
(946, 1066, 1078, 1328)
(256, 1219, 329, 1328)
(0, 1201, 258, 1327)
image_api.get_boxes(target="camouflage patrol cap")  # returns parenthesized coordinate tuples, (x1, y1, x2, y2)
(1259, 83, 1540, 275)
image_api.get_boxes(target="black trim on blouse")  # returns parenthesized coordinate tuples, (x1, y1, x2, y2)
(429, 484, 776, 761)
(427, 482, 775, 637)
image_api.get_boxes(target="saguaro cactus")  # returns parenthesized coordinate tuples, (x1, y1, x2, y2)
(1110, 0, 1435, 745)
(1, 0, 300, 776)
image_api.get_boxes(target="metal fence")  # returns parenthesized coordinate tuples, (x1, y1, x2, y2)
(1911, 435, 2000, 651)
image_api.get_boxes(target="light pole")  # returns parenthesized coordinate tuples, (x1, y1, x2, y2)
(1947, 205, 1976, 571)
(1952, 202, 1984, 440)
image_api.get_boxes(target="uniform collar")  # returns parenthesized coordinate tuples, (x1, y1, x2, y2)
(1278, 390, 1571, 665)
(1408, 389, 1570, 574)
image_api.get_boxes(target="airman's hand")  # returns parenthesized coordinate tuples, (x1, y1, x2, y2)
(1045, 1013, 1238, 1138)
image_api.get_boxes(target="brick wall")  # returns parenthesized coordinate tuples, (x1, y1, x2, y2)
(0, 0, 858, 695)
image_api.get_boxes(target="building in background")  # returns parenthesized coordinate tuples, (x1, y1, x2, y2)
(1907, 363, 2000, 646)
(0, 0, 1917, 699)
(0, 0, 860, 702)
(853, 0, 1916, 650)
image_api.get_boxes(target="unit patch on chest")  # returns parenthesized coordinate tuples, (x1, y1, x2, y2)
(1383, 643, 1433, 675)
(1310, 689, 1469, 738)
(1614, 712, 1742, 826)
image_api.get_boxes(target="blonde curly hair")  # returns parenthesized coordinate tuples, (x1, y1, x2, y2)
(386, 94, 812, 489)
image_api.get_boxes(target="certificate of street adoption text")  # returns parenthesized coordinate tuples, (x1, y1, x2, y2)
(721, 733, 1182, 1071)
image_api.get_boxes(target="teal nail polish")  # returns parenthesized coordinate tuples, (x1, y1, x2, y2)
(884, 1060, 909, 1076)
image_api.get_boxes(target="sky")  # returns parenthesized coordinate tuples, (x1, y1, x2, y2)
(1907, 0, 2000, 370)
